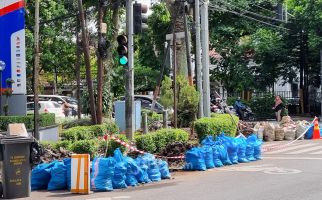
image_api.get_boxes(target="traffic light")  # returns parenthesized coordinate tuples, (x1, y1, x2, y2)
(133, 3, 148, 34)
(117, 35, 128, 65)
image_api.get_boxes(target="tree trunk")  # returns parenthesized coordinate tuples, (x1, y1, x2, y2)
(166, 1, 187, 76)
(104, 0, 120, 120)
(75, 22, 82, 119)
(33, 0, 40, 139)
(96, 1, 104, 124)
(78, 0, 97, 124)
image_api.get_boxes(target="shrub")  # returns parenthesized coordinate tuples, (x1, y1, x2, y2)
(195, 114, 239, 142)
(159, 76, 199, 127)
(249, 94, 275, 119)
(61, 122, 120, 141)
(135, 128, 189, 153)
(52, 140, 73, 150)
(0, 113, 55, 131)
(135, 134, 157, 153)
(62, 118, 93, 129)
(102, 133, 129, 156)
(69, 139, 100, 158)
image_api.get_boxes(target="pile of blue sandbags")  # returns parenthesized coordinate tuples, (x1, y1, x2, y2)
(31, 148, 171, 192)
(184, 133, 262, 171)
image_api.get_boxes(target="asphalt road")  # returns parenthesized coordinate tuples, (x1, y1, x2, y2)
(22, 139, 322, 200)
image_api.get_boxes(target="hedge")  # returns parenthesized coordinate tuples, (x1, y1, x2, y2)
(62, 118, 93, 129)
(135, 128, 189, 153)
(195, 114, 239, 142)
(59, 123, 127, 158)
(61, 122, 119, 141)
(0, 113, 55, 131)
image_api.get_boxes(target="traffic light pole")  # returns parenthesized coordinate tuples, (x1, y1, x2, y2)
(126, 0, 135, 140)
(195, 0, 204, 118)
(201, 0, 211, 117)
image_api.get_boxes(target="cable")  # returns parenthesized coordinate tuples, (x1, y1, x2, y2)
(208, 4, 289, 31)
(250, 2, 276, 15)
(212, 0, 286, 23)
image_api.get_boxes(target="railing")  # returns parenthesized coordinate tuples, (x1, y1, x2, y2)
(222, 91, 300, 100)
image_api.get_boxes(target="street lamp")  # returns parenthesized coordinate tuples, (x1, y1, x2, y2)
(0, 60, 6, 116)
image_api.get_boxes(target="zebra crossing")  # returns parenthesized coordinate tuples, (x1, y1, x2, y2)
(262, 140, 322, 155)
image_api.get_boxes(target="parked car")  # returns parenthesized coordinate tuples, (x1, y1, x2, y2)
(118, 95, 165, 113)
(27, 101, 65, 118)
(27, 95, 78, 114)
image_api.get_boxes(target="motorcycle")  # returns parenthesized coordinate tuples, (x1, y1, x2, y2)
(238, 106, 255, 121)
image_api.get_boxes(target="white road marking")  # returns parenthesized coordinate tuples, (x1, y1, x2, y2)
(265, 143, 316, 154)
(217, 164, 301, 174)
(263, 156, 322, 160)
(86, 198, 112, 200)
(309, 150, 322, 155)
(285, 146, 322, 154)
(113, 196, 131, 199)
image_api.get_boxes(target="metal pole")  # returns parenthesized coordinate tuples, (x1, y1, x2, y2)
(320, 49, 322, 117)
(195, 0, 204, 118)
(143, 112, 148, 134)
(173, 22, 177, 128)
(163, 110, 168, 128)
(201, 0, 211, 117)
(125, 0, 135, 140)
(184, 13, 193, 86)
(0, 72, 2, 116)
(34, 0, 40, 139)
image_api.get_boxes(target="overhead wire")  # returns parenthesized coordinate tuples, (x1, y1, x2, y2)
(208, 3, 290, 31)
(214, 0, 286, 23)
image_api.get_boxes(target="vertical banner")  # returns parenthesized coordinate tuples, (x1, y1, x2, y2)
(0, 0, 26, 94)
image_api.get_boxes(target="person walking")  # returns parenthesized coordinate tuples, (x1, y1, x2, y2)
(272, 95, 284, 122)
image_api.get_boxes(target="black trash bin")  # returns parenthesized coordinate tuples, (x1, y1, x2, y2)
(0, 136, 33, 199)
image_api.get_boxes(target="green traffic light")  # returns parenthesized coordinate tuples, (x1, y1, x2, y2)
(119, 56, 128, 65)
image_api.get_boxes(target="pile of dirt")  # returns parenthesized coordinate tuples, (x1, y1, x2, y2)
(238, 121, 256, 137)
(40, 146, 72, 163)
(159, 142, 197, 169)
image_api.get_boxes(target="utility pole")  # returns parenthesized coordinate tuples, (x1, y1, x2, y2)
(184, 12, 193, 86)
(33, 0, 40, 140)
(125, 0, 135, 140)
(201, 0, 211, 117)
(195, 0, 204, 118)
(78, 0, 97, 124)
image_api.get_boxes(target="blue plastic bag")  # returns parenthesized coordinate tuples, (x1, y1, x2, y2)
(31, 161, 57, 190)
(112, 149, 128, 189)
(184, 147, 206, 171)
(235, 137, 249, 163)
(48, 162, 67, 190)
(135, 156, 151, 183)
(215, 142, 232, 165)
(201, 136, 215, 146)
(305, 125, 314, 139)
(125, 157, 140, 186)
(246, 135, 256, 161)
(212, 145, 224, 167)
(254, 138, 263, 160)
(91, 157, 115, 191)
(157, 159, 171, 179)
(63, 158, 71, 190)
(218, 133, 239, 164)
(141, 154, 161, 182)
(202, 145, 215, 169)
